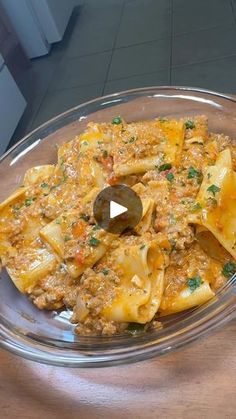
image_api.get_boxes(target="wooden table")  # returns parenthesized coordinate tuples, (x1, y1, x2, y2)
(0, 320, 235, 418)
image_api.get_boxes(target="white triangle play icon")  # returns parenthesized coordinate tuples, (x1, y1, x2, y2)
(110, 200, 127, 219)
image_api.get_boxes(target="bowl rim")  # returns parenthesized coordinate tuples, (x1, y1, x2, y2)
(3, 85, 236, 162)
(0, 85, 236, 367)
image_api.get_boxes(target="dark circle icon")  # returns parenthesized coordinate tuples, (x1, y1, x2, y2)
(93, 185, 143, 234)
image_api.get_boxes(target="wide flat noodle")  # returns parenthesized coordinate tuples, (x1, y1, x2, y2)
(160, 281, 215, 315)
(190, 148, 236, 259)
(113, 119, 185, 176)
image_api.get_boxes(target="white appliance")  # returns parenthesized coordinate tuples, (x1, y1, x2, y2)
(0, 0, 75, 58)
(0, 54, 26, 154)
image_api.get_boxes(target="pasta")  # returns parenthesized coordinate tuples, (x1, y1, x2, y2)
(0, 115, 235, 336)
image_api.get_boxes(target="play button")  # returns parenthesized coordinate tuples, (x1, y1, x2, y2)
(93, 185, 143, 234)
(110, 201, 127, 219)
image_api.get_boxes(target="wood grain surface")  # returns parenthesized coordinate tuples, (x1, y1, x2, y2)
(0, 320, 235, 419)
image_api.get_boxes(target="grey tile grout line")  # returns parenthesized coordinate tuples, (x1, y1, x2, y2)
(28, 0, 236, 127)
(45, 49, 236, 94)
(54, 21, 236, 63)
(27, 1, 88, 130)
(35, 48, 236, 96)
(171, 51, 236, 69)
(28, 42, 69, 131)
(101, 0, 126, 96)
(169, 0, 173, 85)
(230, 0, 236, 25)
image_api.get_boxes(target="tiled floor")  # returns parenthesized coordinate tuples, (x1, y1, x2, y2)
(8, 0, 236, 148)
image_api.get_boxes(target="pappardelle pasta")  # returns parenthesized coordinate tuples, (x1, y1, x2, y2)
(0, 115, 235, 336)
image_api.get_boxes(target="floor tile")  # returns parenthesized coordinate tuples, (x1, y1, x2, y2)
(8, 58, 59, 148)
(116, 0, 171, 47)
(172, 25, 236, 67)
(108, 39, 171, 80)
(231, 0, 236, 18)
(65, 0, 123, 57)
(171, 56, 236, 93)
(173, 0, 234, 35)
(49, 51, 111, 91)
(104, 70, 169, 95)
(30, 84, 104, 131)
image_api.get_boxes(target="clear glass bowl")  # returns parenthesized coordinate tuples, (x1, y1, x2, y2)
(0, 86, 235, 367)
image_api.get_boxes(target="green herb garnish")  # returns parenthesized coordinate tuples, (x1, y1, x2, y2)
(222, 262, 236, 278)
(41, 183, 49, 188)
(127, 323, 146, 335)
(158, 163, 172, 172)
(166, 172, 174, 182)
(64, 235, 71, 242)
(185, 120, 195, 129)
(187, 276, 203, 293)
(102, 268, 109, 276)
(207, 184, 221, 196)
(169, 214, 177, 224)
(80, 214, 90, 222)
(191, 202, 202, 212)
(207, 197, 218, 208)
(170, 238, 176, 251)
(92, 224, 101, 231)
(102, 150, 108, 158)
(88, 237, 100, 247)
(140, 244, 146, 250)
(112, 116, 122, 125)
(188, 166, 201, 179)
(25, 197, 35, 207)
(124, 136, 136, 144)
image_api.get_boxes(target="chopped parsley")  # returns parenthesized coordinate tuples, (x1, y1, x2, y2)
(188, 166, 201, 179)
(81, 141, 88, 146)
(50, 172, 68, 190)
(12, 204, 22, 213)
(102, 268, 109, 276)
(88, 237, 100, 247)
(185, 120, 195, 129)
(187, 276, 203, 293)
(140, 244, 146, 250)
(222, 262, 236, 278)
(170, 238, 176, 251)
(102, 150, 108, 158)
(92, 224, 101, 231)
(191, 202, 202, 212)
(64, 235, 71, 242)
(169, 214, 177, 224)
(41, 183, 49, 188)
(166, 172, 174, 182)
(207, 173, 212, 180)
(24, 197, 35, 207)
(158, 163, 172, 172)
(207, 184, 221, 197)
(112, 116, 122, 125)
(55, 219, 61, 224)
(207, 197, 218, 208)
(127, 323, 146, 335)
(80, 213, 90, 222)
(124, 136, 136, 144)
(158, 117, 168, 123)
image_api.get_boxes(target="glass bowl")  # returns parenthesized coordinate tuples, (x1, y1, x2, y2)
(0, 86, 235, 367)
